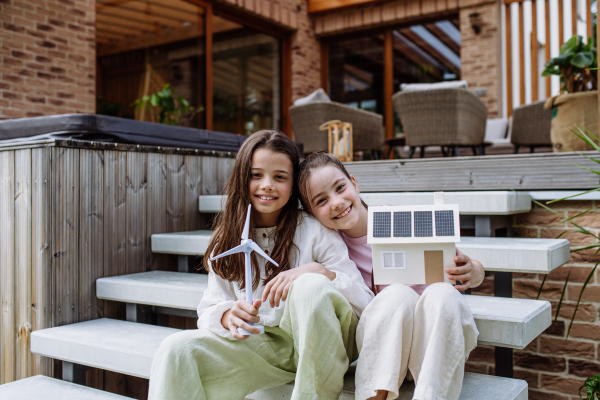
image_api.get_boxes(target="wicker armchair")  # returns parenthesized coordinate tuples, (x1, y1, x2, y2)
(392, 88, 488, 157)
(510, 100, 552, 153)
(289, 102, 384, 155)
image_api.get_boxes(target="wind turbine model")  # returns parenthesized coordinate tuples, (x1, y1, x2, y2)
(210, 204, 278, 335)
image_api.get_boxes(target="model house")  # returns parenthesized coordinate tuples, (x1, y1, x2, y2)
(368, 199, 460, 286)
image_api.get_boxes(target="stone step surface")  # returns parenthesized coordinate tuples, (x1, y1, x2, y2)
(0, 375, 132, 399)
(247, 371, 528, 400)
(30, 319, 527, 400)
(96, 271, 551, 349)
(198, 192, 532, 215)
(31, 319, 177, 379)
(151, 230, 569, 274)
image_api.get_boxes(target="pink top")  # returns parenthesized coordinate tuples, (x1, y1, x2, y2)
(338, 231, 427, 296)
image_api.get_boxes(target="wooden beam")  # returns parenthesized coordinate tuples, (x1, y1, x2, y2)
(392, 32, 444, 80)
(96, 21, 141, 37)
(519, 2, 525, 105)
(531, 0, 539, 102)
(384, 30, 394, 151)
(400, 28, 460, 75)
(559, 0, 564, 48)
(96, 13, 157, 31)
(545, 0, 551, 98)
(205, 6, 213, 130)
(97, 25, 203, 56)
(506, 3, 513, 117)
(308, 0, 388, 14)
(97, 0, 200, 23)
(96, 5, 182, 28)
(572, 0, 577, 36)
(424, 23, 460, 54)
(321, 42, 329, 93)
(587, 0, 592, 39)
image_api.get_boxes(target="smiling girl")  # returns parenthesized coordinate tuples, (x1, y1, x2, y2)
(148, 131, 373, 400)
(298, 152, 484, 400)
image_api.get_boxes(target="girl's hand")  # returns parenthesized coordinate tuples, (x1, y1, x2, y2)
(221, 299, 262, 340)
(261, 262, 336, 308)
(446, 248, 485, 291)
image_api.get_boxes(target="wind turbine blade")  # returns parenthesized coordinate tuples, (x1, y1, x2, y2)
(210, 244, 246, 261)
(242, 204, 251, 240)
(250, 242, 279, 266)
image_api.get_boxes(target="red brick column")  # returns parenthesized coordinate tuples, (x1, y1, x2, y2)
(468, 199, 600, 399)
(0, 0, 96, 119)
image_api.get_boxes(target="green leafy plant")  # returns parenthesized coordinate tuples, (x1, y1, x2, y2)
(535, 125, 600, 337)
(579, 373, 600, 399)
(133, 84, 201, 126)
(542, 35, 598, 93)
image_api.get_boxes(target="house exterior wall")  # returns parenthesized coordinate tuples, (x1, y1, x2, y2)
(469, 199, 600, 399)
(0, 0, 96, 120)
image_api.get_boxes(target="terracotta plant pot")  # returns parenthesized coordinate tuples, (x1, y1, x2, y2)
(544, 91, 599, 152)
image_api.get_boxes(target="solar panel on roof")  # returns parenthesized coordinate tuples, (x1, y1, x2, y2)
(435, 210, 455, 236)
(373, 212, 391, 237)
(393, 211, 412, 237)
(414, 211, 433, 237)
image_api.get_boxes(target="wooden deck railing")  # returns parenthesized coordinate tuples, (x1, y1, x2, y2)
(503, 0, 593, 117)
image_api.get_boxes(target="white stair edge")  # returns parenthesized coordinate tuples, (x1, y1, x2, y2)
(96, 271, 551, 349)
(151, 230, 569, 274)
(246, 372, 528, 400)
(31, 319, 178, 379)
(199, 192, 532, 215)
(0, 375, 132, 399)
(30, 320, 527, 400)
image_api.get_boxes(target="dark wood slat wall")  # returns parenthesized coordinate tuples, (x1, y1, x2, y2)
(0, 145, 234, 398)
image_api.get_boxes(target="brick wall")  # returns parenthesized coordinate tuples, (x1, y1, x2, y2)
(468, 199, 600, 399)
(0, 0, 96, 119)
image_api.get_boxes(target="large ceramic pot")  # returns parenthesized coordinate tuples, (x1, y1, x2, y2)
(544, 90, 598, 152)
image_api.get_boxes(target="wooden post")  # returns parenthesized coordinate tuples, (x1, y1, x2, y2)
(545, 0, 551, 98)
(384, 30, 394, 157)
(531, 0, 538, 101)
(559, 0, 564, 48)
(519, 2, 525, 105)
(572, 0, 577, 36)
(506, 3, 513, 117)
(597, 7, 599, 138)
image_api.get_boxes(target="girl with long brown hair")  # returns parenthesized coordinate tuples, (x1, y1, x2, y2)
(149, 131, 373, 400)
(298, 152, 484, 400)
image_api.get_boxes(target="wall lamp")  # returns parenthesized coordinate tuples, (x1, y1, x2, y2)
(469, 11, 482, 34)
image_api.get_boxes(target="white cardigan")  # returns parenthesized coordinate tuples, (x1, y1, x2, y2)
(197, 212, 375, 339)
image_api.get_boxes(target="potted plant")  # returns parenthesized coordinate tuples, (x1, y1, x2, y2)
(542, 35, 598, 151)
(133, 84, 201, 126)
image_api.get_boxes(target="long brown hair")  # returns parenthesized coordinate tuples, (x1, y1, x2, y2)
(203, 130, 300, 290)
(298, 152, 367, 215)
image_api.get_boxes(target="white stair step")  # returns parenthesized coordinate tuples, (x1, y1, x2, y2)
(151, 230, 212, 255)
(0, 375, 132, 399)
(31, 319, 177, 379)
(96, 271, 550, 349)
(247, 371, 527, 400)
(199, 192, 531, 215)
(151, 229, 569, 274)
(460, 236, 570, 274)
(30, 320, 526, 400)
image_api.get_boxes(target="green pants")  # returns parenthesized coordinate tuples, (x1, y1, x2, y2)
(148, 273, 358, 400)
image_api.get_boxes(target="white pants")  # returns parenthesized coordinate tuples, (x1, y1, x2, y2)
(355, 283, 479, 400)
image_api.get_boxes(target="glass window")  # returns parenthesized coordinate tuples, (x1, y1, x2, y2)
(212, 15, 281, 135)
(96, 0, 206, 128)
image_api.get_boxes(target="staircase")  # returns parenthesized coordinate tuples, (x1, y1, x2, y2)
(13, 192, 571, 398)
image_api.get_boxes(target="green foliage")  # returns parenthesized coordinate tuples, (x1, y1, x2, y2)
(132, 84, 201, 126)
(542, 35, 598, 93)
(579, 373, 600, 400)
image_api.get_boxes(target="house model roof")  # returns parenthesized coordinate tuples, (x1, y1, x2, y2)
(367, 204, 460, 244)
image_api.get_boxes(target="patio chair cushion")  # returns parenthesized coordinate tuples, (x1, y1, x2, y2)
(485, 118, 509, 141)
(293, 88, 331, 106)
(400, 80, 468, 93)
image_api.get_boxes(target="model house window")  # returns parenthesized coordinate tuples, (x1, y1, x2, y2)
(373, 212, 392, 237)
(382, 251, 406, 269)
(414, 211, 433, 237)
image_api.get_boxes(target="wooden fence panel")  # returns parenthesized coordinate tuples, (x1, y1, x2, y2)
(31, 147, 52, 377)
(0, 151, 15, 383)
(146, 153, 168, 271)
(14, 149, 32, 380)
(52, 147, 80, 326)
(126, 152, 148, 276)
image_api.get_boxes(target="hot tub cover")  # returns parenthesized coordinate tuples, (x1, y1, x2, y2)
(0, 114, 247, 152)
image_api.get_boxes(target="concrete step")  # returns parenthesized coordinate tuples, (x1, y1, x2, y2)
(150, 229, 569, 274)
(247, 370, 528, 400)
(30, 319, 527, 400)
(0, 375, 132, 399)
(198, 192, 532, 215)
(31, 319, 177, 379)
(96, 271, 551, 349)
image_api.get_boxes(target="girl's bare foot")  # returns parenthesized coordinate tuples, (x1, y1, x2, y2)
(368, 390, 388, 400)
